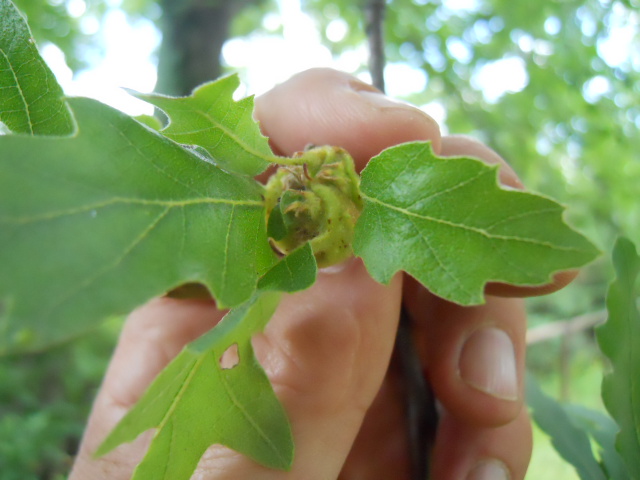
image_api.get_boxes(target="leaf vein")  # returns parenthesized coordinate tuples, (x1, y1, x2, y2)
(400, 168, 491, 212)
(220, 204, 236, 299)
(363, 195, 586, 252)
(406, 214, 473, 299)
(218, 362, 286, 462)
(110, 122, 204, 197)
(41, 206, 171, 319)
(174, 109, 274, 162)
(0, 47, 33, 134)
(1, 197, 263, 225)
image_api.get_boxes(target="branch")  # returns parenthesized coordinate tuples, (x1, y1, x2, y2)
(365, 0, 386, 92)
(397, 306, 437, 480)
(526, 311, 606, 345)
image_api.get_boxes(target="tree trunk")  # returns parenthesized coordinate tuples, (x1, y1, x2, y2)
(156, 0, 258, 96)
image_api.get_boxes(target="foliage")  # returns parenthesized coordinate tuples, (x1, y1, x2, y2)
(133, 75, 277, 175)
(528, 237, 640, 480)
(10, 1, 639, 250)
(0, 2, 601, 478)
(0, 92, 277, 351)
(597, 238, 640, 478)
(97, 293, 294, 475)
(354, 141, 596, 305)
(527, 374, 609, 480)
(0, 0, 73, 135)
(0, 321, 117, 480)
(10, 0, 156, 72)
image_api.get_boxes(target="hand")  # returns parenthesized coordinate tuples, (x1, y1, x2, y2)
(70, 68, 574, 479)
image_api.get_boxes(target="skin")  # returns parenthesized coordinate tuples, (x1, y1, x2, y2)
(70, 68, 576, 480)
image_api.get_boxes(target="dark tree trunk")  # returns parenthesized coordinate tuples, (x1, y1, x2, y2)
(156, 0, 258, 96)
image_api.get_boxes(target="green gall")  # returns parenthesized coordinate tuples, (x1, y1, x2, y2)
(265, 146, 363, 268)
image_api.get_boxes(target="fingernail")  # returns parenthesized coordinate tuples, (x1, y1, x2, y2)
(459, 327, 518, 401)
(466, 459, 511, 480)
(347, 78, 414, 108)
(357, 89, 414, 109)
(319, 256, 357, 275)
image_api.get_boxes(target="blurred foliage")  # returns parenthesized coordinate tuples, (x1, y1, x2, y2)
(11, 0, 158, 71)
(0, 320, 118, 479)
(232, 0, 279, 37)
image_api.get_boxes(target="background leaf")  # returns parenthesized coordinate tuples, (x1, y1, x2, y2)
(0, 0, 74, 135)
(564, 404, 630, 480)
(597, 237, 640, 479)
(526, 374, 607, 480)
(97, 292, 294, 479)
(353, 141, 599, 305)
(133, 75, 275, 176)
(0, 97, 276, 353)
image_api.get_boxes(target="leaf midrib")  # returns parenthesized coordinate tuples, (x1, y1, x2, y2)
(167, 108, 276, 163)
(1, 196, 264, 225)
(362, 193, 586, 252)
(0, 47, 33, 134)
(218, 363, 288, 464)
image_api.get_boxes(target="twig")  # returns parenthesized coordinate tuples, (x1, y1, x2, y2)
(526, 311, 606, 345)
(365, 0, 386, 92)
(396, 305, 438, 479)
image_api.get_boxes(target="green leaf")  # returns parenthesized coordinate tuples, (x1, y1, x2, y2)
(258, 243, 317, 293)
(564, 404, 630, 480)
(0, 97, 276, 353)
(353, 141, 599, 305)
(133, 114, 163, 131)
(96, 292, 294, 478)
(597, 237, 640, 479)
(526, 374, 608, 480)
(0, 0, 74, 135)
(133, 75, 275, 176)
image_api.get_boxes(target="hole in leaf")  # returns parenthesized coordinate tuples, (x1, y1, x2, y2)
(165, 282, 213, 300)
(219, 343, 239, 370)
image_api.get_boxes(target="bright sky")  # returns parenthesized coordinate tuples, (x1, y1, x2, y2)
(41, 0, 636, 125)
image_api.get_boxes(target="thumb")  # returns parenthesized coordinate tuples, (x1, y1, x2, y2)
(255, 67, 441, 167)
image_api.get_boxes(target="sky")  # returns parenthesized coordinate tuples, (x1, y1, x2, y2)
(40, 0, 636, 128)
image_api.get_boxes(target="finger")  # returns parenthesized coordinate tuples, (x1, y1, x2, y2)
(70, 267, 400, 480)
(439, 134, 523, 189)
(240, 261, 403, 479)
(69, 298, 225, 479)
(409, 292, 527, 427)
(254, 67, 442, 168)
(339, 354, 411, 479)
(439, 135, 579, 297)
(340, 292, 528, 478)
(430, 406, 532, 480)
(190, 263, 403, 479)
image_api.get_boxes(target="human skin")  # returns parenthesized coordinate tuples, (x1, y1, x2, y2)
(69, 68, 576, 480)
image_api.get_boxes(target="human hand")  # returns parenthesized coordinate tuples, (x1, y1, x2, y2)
(70, 68, 575, 480)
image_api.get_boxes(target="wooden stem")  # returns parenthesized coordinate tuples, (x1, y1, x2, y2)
(365, 0, 386, 92)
